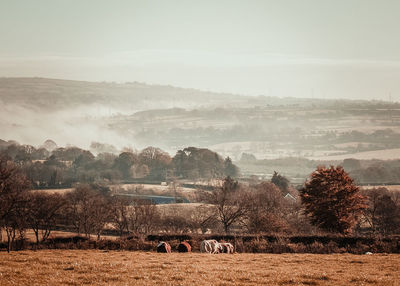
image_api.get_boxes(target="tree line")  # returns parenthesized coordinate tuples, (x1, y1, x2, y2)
(0, 141, 239, 188)
(1, 158, 399, 252)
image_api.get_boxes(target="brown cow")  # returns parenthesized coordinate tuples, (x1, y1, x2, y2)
(157, 241, 171, 253)
(177, 241, 192, 253)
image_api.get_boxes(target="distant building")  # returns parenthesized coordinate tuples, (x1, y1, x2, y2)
(284, 193, 296, 201)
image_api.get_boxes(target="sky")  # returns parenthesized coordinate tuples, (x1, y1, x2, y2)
(1, 0, 400, 100)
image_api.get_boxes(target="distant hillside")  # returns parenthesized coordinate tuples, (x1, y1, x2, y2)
(2, 77, 400, 165)
(2, 77, 392, 113)
(0, 77, 244, 112)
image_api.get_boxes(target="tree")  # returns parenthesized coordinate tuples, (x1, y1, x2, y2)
(65, 185, 110, 238)
(52, 147, 89, 161)
(300, 166, 367, 234)
(158, 213, 191, 234)
(224, 157, 239, 177)
(24, 192, 66, 245)
(271, 171, 289, 193)
(128, 199, 159, 234)
(90, 194, 111, 239)
(172, 147, 229, 179)
(0, 158, 31, 252)
(138, 147, 171, 180)
(188, 205, 218, 234)
(374, 195, 400, 234)
(361, 187, 388, 232)
(342, 158, 361, 171)
(109, 195, 132, 237)
(211, 176, 250, 233)
(131, 164, 150, 179)
(90, 142, 118, 154)
(362, 187, 400, 234)
(113, 152, 137, 180)
(245, 182, 288, 234)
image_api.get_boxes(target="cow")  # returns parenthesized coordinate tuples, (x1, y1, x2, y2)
(200, 239, 222, 254)
(219, 242, 234, 254)
(178, 241, 192, 253)
(157, 241, 171, 253)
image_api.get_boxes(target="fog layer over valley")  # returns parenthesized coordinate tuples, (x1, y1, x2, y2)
(2, 78, 400, 173)
(0, 78, 243, 149)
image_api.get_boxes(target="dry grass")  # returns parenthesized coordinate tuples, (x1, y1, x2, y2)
(20, 229, 118, 241)
(0, 251, 398, 285)
(32, 188, 74, 194)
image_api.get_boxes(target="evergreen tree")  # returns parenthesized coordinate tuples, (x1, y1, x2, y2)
(271, 171, 289, 193)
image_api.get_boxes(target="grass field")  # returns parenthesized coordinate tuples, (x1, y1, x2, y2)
(310, 148, 400, 161)
(0, 250, 398, 285)
(361, 185, 400, 192)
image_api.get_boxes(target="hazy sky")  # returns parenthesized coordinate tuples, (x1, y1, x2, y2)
(1, 0, 400, 100)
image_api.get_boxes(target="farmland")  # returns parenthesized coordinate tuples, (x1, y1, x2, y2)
(309, 148, 400, 161)
(3, 78, 400, 162)
(4, 78, 400, 185)
(0, 250, 398, 285)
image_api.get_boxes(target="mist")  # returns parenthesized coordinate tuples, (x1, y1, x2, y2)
(0, 102, 133, 151)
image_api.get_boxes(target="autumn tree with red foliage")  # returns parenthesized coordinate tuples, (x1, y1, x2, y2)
(300, 166, 367, 234)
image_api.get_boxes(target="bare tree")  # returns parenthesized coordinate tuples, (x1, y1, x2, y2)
(245, 182, 289, 234)
(65, 185, 110, 238)
(361, 187, 389, 232)
(188, 205, 218, 234)
(158, 214, 191, 234)
(109, 196, 132, 237)
(128, 199, 159, 234)
(211, 177, 250, 233)
(0, 159, 30, 252)
(362, 188, 400, 235)
(24, 192, 66, 245)
(374, 195, 400, 234)
(91, 195, 111, 239)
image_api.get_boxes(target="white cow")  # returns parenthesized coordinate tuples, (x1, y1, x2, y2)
(200, 239, 222, 254)
(219, 242, 234, 254)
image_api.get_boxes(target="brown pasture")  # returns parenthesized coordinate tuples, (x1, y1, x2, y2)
(0, 250, 398, 285)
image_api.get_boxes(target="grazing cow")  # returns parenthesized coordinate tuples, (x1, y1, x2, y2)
(178, 241, 192, 253)
(200, 239, 222, 254)
(157, 241, 171, 253)
(219, 243, 234, 254)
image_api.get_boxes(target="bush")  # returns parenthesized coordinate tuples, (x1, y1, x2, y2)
(1, 233, 398, 253)
(287, 243, 307, 253)
(306, 242, 326, 254)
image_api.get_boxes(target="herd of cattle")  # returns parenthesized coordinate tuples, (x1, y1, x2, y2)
(157, 239, 234, 254)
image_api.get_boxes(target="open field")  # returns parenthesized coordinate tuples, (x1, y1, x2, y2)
(0, 229, 119, 243)
(309, 148, 400, 161)
(0, 250, 398, 285)
(112, 183, 197, 195)
(361, 185, 400, 192)
(32, 188, 74, 194)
